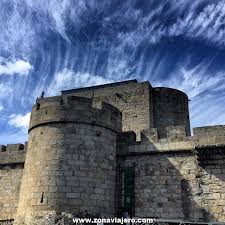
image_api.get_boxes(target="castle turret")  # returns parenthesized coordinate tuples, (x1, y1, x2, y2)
(152, 87, 191, 139)
(15, 95, 122, 224)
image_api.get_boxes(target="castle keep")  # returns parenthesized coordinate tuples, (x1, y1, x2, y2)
(0, 80, 225, 225)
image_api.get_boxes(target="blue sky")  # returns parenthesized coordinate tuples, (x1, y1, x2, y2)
(0, 0, 225, 144)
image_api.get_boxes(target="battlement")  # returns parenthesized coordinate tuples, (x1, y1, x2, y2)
(117, 126, 194, 156)
(140, 125, 190, 142)
(0, 143, 26, 166)
(117, 125, 225, 156)
(1, 79, 225, 224)
(193, 125, 225, 137)
(30, 95, 122, 133)
(194, 125, 225, 147)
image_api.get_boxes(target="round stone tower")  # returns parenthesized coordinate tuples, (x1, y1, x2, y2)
(152, 87, 191, 139)
(15, 95, 122, 224)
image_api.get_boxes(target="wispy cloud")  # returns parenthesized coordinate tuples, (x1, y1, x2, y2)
(47, 69, 113, 96)
(8, 112, 31, 131)
(0, 105, 3, 112)
(1, 0, 225, 59)
(153, 58, 225, 98)
(152, 60, 225, 128)
(0, 83, 13, 100)
(114, 0, 225, 48)
(179, 69, 225, 99)
(0, 0, 225, 144)
(0, 58, 32, 76)
(190, 92, 225, 128)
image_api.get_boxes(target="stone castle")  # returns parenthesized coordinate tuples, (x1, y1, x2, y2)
(0, 79, 225, 225)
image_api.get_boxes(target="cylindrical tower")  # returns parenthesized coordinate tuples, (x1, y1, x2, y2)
(15, 96, 122, 224)
(152, 87, 191, 139)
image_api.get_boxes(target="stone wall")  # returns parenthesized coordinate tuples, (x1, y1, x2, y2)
(15, 96, 122, 225)
(193, 125, 225, 138)
(0, 80, 224, 224)
(118, 152, 206, 221)
(152, 87, 191, 138)
(194, 125, 225, 146)
(0, 168, 23, 221)
(62, 80, 153, 139)
(62, 80, 191, 141)
(117, 125, 225, 222)
(0, 144, 26, 221)
(196, 146, 225, 221)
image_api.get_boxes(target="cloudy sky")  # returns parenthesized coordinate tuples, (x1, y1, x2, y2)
(0, 0, 225, 144)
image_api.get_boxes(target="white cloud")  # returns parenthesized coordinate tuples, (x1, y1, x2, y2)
(8, 112, 31, 131)
(0, 105, 3, 112)
(166, 1, 225, 46)
(0, 1, 36, 56)
(97, 0, 225, 49)
(0, 58, 32, 76)
(153, 61, 225, 99)
(47, 69, 113, 96)
(179, 68, 225, 99)
(0, 83, 13, 100)
(173, 69, 224, 99)
(190, 93, 225, 128)
(1, 0, 225, 63)
(151, 60, 225, 129)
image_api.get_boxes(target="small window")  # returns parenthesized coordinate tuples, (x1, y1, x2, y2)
(36, 103, 40, 110)
(1, 146, 6, 152)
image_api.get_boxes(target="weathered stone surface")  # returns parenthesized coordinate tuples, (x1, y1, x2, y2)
(63, 80, 153, 140)
(152, 87, 191, 138)
(15, 98, 121, 224)
(0, 80, 224, 224)
(0, 145, 26, 221)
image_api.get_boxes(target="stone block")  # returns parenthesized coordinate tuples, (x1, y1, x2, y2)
(66, 193, 81, 199)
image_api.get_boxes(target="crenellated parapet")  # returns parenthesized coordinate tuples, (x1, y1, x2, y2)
(193, 125, 225, 166)
(0, 79, 225, 223)
(117, 125, 195, 156)
(0, 143, 27, 167)
(0, 143, 26, 221)
(117, 125, 225, 157)
(30, 95, 122, 133)
(193, 125, 225, 147)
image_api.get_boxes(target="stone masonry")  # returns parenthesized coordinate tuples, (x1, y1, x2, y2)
(0, 80, 224, 225)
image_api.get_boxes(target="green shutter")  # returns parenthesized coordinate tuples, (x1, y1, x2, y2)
(120, 167, 135, 212)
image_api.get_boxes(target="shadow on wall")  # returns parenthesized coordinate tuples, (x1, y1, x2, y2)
(196, 146, 225, 182)
(196, 146, 225, 221)
(117, 131, 220, 222)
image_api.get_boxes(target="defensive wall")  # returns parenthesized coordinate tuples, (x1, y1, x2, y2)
(0, 80, 224, 224)
(62, 80, 190, 139)
(0, 144, 26, 222)
(118, 125, 225, 222)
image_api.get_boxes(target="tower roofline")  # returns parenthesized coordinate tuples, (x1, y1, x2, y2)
(61, 79, 138, 95)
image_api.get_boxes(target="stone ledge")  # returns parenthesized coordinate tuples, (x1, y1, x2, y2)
(0, 143, 26, 165)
